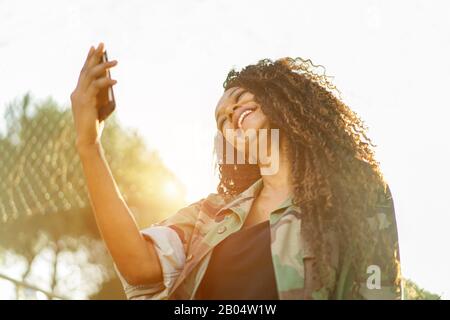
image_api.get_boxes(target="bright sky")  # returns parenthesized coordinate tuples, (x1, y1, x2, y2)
(1, 0, 449, 299)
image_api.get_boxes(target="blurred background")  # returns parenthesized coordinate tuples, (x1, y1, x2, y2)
(0, 0, 448, 299)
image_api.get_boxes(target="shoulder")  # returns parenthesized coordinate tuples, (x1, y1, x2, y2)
(167, 192, 230, 222)
(198, 192, 230, 216)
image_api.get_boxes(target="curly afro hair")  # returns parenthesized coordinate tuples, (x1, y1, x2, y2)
(216, 57, 400, 297)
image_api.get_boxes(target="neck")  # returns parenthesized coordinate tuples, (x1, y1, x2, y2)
(258, 136, 292, 196)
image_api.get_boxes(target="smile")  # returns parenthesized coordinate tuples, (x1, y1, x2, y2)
(238, 110, 254, 129)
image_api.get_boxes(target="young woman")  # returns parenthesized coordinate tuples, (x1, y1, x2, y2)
(71, 43, 402, 300)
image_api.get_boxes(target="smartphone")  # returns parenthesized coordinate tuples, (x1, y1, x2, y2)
(97, 50, 116, 121)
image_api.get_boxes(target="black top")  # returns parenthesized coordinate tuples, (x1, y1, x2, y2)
(195, 220, 279, 300)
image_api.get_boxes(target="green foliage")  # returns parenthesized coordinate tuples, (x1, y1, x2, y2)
(0, 93, 186, 299)
(403, 279, 441, 300)
(1, 93, 441, 300)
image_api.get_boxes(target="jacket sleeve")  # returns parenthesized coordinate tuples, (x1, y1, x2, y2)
(338, 184, 403, 300)
(114, 200, 202, 300)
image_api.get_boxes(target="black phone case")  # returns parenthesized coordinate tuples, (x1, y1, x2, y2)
(98, 50, 116, 121)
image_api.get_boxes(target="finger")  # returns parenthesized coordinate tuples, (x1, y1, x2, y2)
(78, 43, 106, 89)
(80, 46, 95, 72)
(84, 42, 105, 73)
(87, 77, 117, 95)
(85, 60, 118, 81)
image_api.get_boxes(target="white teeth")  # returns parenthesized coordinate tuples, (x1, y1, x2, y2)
(238, 110, 253, 129)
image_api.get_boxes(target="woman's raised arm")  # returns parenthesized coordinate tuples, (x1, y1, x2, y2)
(70, 43, 162, 286)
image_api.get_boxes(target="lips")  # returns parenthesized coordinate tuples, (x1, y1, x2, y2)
(232, 105, 257, 129)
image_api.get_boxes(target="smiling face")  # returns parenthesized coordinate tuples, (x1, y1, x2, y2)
(215, 87, 270, 156)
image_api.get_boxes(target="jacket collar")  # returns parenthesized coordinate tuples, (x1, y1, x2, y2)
(214, 178, 295, 224)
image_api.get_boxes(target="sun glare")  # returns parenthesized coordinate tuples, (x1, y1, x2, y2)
(163, 180, 179, 198)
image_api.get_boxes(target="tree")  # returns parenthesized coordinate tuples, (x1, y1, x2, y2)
(0, 93, 441, 300)
(403, 279, 441, 300)
(0, 93, 186, 299)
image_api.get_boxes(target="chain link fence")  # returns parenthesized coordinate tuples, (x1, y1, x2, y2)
(0, 97, 89, 223)
(0, 94, 185, 299)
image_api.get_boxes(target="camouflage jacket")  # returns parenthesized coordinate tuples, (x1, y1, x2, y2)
(116, 178, 402, 300)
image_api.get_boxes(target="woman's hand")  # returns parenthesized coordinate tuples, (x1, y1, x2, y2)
(70, 42, 118, 150)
